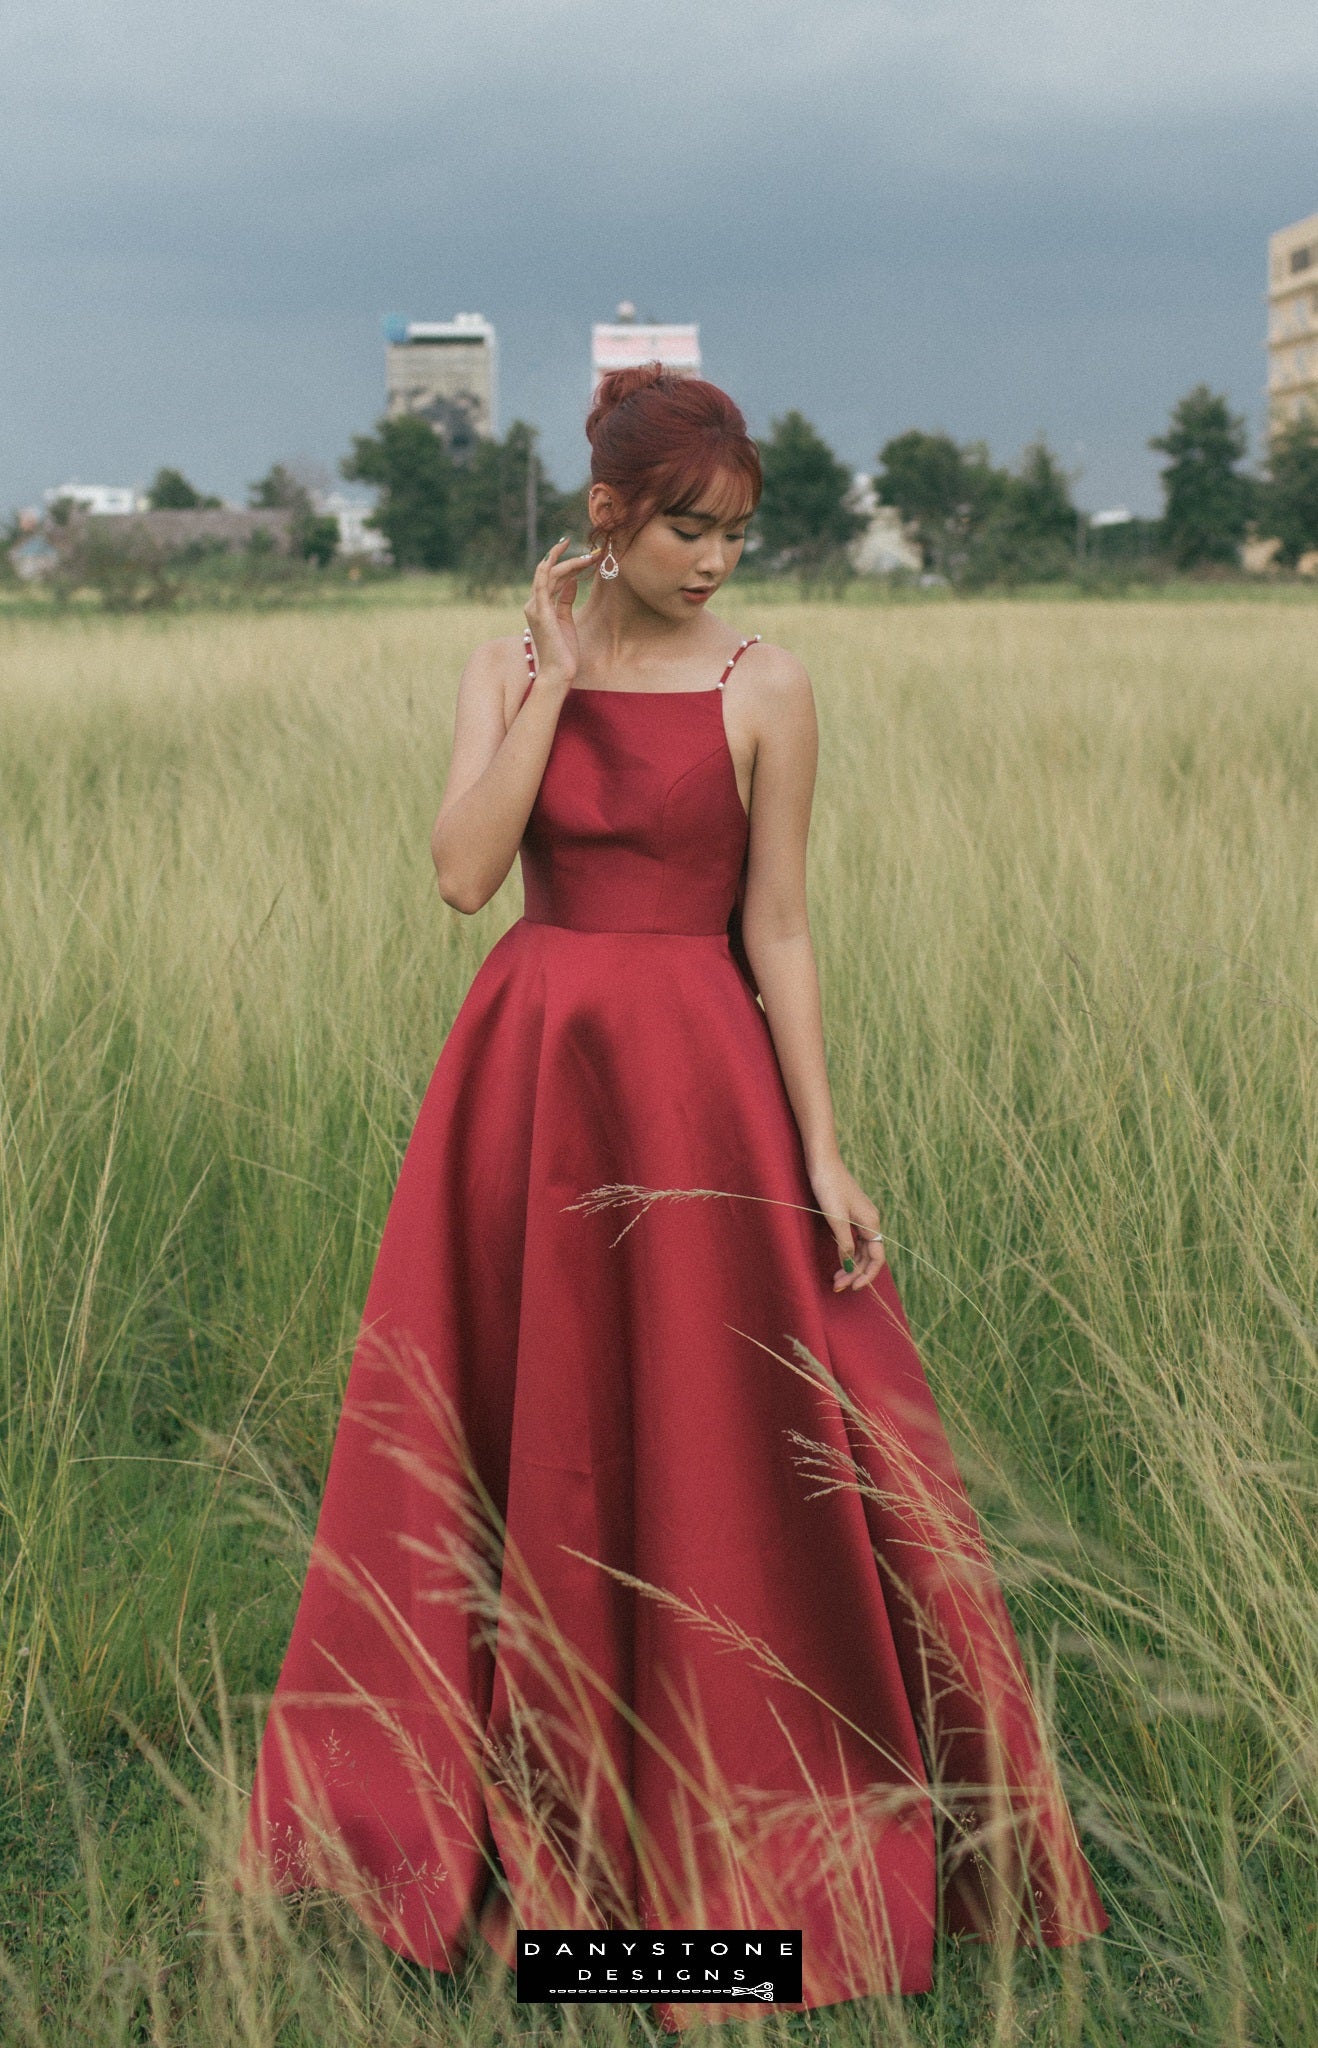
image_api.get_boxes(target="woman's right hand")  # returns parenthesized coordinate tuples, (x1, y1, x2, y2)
(523, 536, 601, 689)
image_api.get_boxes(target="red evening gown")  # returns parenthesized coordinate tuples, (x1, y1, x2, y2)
(240, 632, 1108, 2027)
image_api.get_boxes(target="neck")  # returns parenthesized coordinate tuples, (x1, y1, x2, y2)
(576, 580, 709, 668)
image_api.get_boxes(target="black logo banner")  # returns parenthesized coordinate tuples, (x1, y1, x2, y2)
(516, 1928, 803, 2004)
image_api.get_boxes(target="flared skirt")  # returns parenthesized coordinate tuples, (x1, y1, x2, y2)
(240, 917, 1108, 2027)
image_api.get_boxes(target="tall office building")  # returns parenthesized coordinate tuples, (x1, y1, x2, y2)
(384, 314, 498, 459)
(590, 303, 701, 397)
(1267, 214, 1318, 429)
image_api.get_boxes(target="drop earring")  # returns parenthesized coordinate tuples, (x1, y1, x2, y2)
(598, 533, 620, 581)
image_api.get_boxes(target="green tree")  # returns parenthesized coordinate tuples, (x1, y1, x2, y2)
(875, 430, 1006, 575)
(449, 422, 582, 589)
(248, 463, 340, 566)
(147, 467, 220, 510)
(756, 412, 864, 567)
(1149, 386, 1253, 569)
(341, 416, 455, 570)
(51, 523, 180, 611)
(1012, 437, 1076, 544)
(876, 430, 967, 571)
(1260, 410, 1318, 564)
(296, 513, 340, 567)
(248, 463, 309, 513)
(961, 437, 1077, 587)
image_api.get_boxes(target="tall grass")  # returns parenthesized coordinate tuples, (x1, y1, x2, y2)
(1, 598, 1316, 2044)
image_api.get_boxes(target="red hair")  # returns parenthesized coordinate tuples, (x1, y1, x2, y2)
(586, 363, 762, 533)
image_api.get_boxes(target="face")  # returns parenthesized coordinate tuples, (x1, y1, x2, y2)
(590, 473, 753, 619)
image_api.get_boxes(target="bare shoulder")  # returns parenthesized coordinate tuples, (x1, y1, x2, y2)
(460, 633, 526, 686)
(737, 638, 815, 732)
(458, 633, 527, 728)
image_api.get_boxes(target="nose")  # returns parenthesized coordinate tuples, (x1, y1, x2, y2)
(693, 537, 729, 579)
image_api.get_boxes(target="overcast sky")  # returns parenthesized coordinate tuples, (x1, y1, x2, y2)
(4, 0, 1317, 517)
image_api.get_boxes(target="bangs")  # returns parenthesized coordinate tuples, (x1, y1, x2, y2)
(660, 455, 761, 528)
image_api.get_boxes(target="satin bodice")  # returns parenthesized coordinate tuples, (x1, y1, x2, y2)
(519, 691, 751, 935)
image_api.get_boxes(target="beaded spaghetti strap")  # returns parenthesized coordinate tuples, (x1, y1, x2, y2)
(522, 627, 759, 695)
(717, 635, 761, 689)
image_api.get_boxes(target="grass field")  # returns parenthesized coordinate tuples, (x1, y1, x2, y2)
(2, 594, 1316, 2045)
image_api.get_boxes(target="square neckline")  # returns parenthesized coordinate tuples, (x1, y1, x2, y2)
(523, 630, 761, 699)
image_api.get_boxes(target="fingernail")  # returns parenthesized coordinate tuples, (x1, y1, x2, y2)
(556, 534, 568, 545)
(842, 1257, 855, 1274)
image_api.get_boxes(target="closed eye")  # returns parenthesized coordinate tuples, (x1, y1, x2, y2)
(674, 527, 747, 543)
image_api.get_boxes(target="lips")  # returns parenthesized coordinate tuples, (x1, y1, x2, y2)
(682, 587, 714, 602)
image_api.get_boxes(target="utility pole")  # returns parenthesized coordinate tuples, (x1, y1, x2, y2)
(525, 430, 539, 574)
(1073, 442, 1086, 569)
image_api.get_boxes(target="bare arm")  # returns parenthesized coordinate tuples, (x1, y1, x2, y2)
(739, 650, 886, 1292)
(431, 538, 597, 913)
(430, 639, 569, 912)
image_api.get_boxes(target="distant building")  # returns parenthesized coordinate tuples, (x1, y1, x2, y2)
(384, 313, 498, 459)
(1241, 534, 1284, 575)
(315, 490, 390, 562)
(10, 507, 298, 581)
(44, 482, 144, 516)
(1267, 212, 1318, 428)
(591, 303, 701, 397)
(134, 508, 296, 550)
(846, 473, 923, 576)
(10, 533, 59, 580)
(56, 508, 297, 556)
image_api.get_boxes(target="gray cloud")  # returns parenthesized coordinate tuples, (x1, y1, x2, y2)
(3, 0, 1316, 514)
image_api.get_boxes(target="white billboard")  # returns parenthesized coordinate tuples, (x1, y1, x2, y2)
(591, 322, 701, 394)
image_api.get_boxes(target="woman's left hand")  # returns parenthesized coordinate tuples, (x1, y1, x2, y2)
(808, 1155, 888, 1291)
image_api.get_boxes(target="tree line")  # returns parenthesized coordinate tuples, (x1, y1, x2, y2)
(115, 433, 588, 590)
(342, 384, 1318, 586)
(341, 420, 581, 587)
(35, 382, 1318, 596)
(144, 463, 342, 567)
(340, 408, 869, 578)
(876, 388, 1318, 578)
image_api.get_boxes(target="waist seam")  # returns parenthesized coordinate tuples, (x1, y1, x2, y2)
(520, 916, 730, 938)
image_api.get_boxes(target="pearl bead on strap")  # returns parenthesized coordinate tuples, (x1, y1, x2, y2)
(717, 635, 762, 690)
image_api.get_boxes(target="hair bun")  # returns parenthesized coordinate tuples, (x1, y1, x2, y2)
(586, 361, 671, 444)
(583, 364, 762, 534)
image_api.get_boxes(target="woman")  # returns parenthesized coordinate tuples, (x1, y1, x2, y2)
(241, 365, 1108, 2027)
